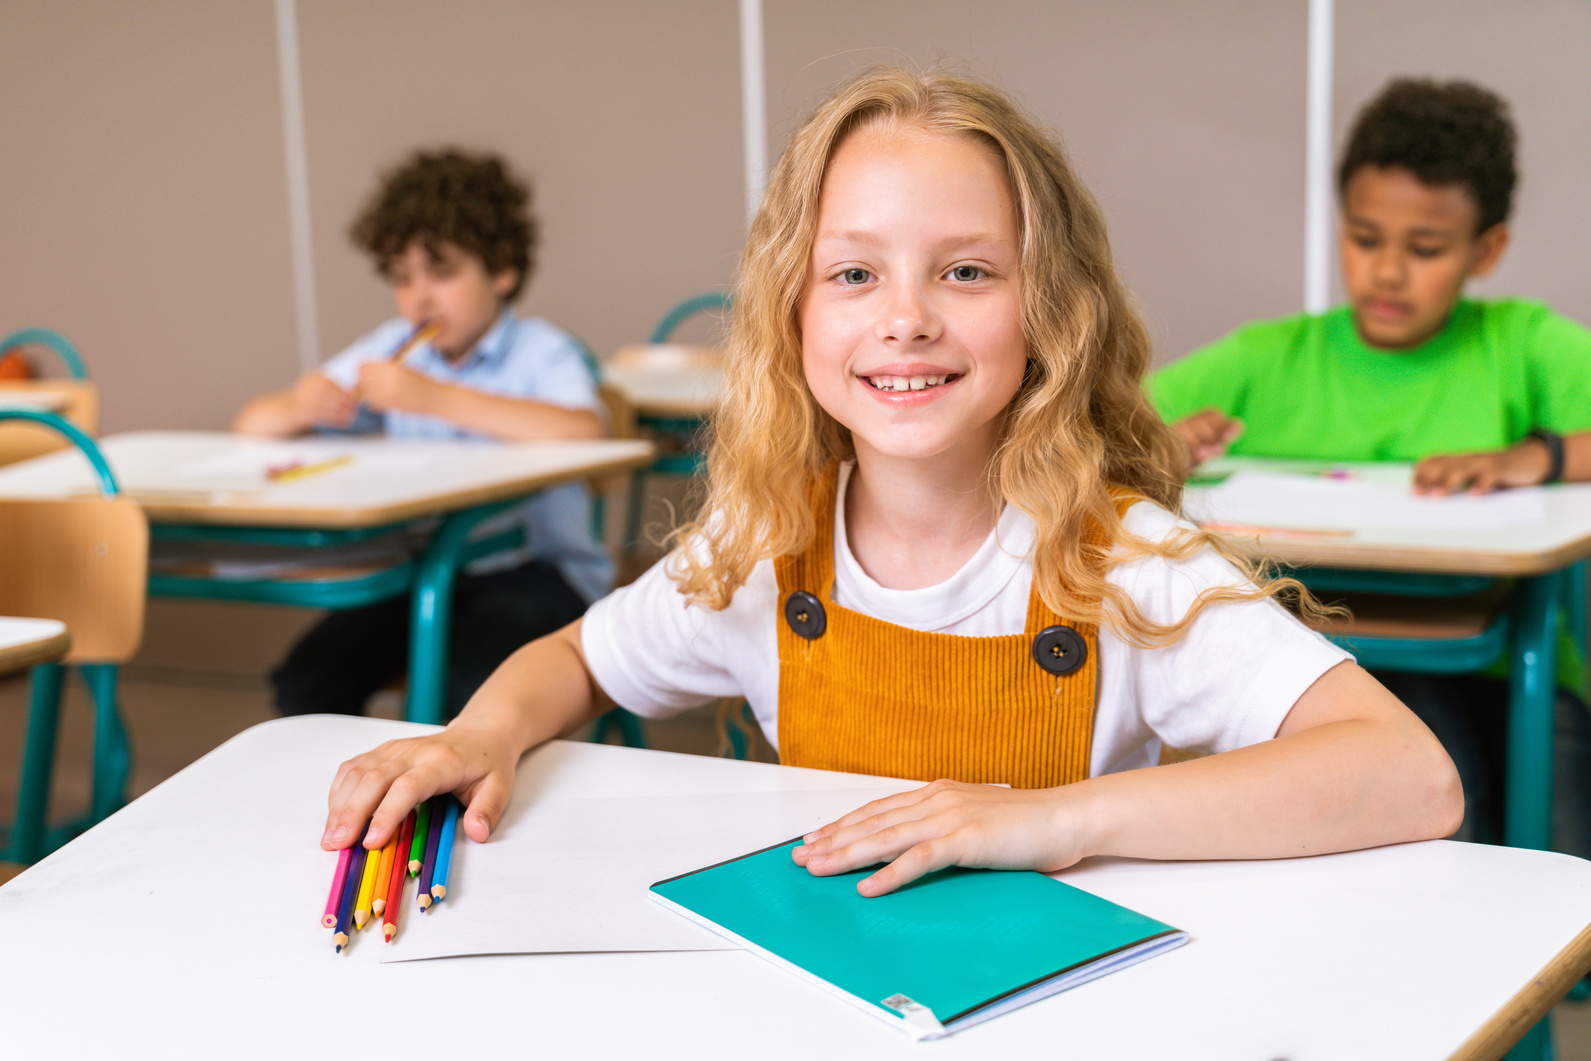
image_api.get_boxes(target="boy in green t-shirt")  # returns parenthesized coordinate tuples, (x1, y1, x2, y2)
(1148, 78, 1591, 858)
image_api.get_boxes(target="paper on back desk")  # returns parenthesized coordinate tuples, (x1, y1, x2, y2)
(380, 787, 903, 961)
(1184, 470, 1547, 532)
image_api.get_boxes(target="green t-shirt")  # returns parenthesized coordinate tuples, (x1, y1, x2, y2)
(1148, 297, 1591, 697)
(1149, 298, 1591, 460)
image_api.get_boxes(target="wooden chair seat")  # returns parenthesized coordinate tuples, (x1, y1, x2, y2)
(1303, 584, 1512, 642)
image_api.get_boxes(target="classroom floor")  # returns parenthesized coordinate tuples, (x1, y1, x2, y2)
(0, 654, 1586, 1056)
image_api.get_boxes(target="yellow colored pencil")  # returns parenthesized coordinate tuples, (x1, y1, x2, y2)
(353, 840, 381, 929)
(370, 835, 398, 916)
(266, 453, 353, 483)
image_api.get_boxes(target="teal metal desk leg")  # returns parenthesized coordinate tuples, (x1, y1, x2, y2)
(81, 663, 130, 825)
(6, 662, 64, 863)
(1505, 572, 1560, 851)
(405, 500, 520, 725)
(1504, 572, 1564, 1061)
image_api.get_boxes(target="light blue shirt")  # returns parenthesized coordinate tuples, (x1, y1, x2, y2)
(318, 311, 612, 603)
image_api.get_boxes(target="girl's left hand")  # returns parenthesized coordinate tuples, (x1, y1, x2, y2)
(791, 779, 1089, 896)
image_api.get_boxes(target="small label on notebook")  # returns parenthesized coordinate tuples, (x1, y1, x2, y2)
(881, 994, 945, 1039)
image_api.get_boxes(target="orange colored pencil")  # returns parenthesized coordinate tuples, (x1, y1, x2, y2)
(388, 321, 439, 363)
(370, 834, 398, 916)
(383, 809, 417, 942)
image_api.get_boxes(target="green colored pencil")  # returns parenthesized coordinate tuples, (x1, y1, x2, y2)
(408, 798, 432, 876)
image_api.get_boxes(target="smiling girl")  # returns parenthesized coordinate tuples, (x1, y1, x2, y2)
(321, 69, 1460, 894)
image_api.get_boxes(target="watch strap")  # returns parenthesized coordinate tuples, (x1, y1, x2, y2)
(1527, 427, 1565, 484)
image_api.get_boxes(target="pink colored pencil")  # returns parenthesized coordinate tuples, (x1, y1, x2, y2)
(322, 846, 354, 928)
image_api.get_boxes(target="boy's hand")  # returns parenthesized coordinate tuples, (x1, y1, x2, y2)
(357, 361, 443, 415)
(1413, 439, 1552, 495)
(1174, 408, 1243, 465)
(321, 721, 519, 852)
(790, 779, 1088, 897)
(289, 374, 358, 429)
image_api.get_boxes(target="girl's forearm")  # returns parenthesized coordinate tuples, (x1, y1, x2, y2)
(1074, 713, 1462, 862)
(447, 621, 612, 757)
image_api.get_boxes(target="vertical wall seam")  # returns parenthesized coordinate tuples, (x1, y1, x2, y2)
(1304, 0, 1335, 313)
(275, 0, 320, 371)
(739, 0, 767, 225)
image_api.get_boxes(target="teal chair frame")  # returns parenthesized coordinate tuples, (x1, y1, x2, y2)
(0, 410, 132, 863)
(0, 327, 89, 379)
(649, 292, 732, 345)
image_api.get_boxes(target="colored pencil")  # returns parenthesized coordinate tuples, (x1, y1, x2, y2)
(370, 833, 398, 916)
(383, 809, 416, 942)
(333, 828, 369, 953)
(353, 833, 382, 929)
(322, 845, 354, 928)
(431, 798, 461, 903)
(417, 797, 444, 910)
(266, 453, 353, 483)
(409, 799, 432, 876)
(388, 321, 439, 363)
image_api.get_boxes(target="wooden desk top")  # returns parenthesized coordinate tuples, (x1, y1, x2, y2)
(0, 616, 69, 675)
(1184, 458, 1591, 576)
(1, 715, 1585, 1059)
(0, 431, 656, 529)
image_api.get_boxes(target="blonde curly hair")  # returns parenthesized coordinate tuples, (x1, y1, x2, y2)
(671, 65, 1317, 646)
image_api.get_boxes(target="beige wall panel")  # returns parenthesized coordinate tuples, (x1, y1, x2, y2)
(0, 1, 300, 432)
(1335, 0, 1591, 328)
(764, 0, 1309, 365)
(295, 0, 745, 368)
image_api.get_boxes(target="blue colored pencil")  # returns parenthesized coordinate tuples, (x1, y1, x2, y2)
(430, 798, 461, 904)
(417, 797, 444, 910)
(332, 823, 370, 953)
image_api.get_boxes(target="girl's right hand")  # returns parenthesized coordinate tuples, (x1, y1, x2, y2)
(321, 720, 519, 851)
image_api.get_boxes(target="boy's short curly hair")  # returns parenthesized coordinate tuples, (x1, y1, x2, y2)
(349, 148, 537, 301)
(1337, 78, 1517, 234)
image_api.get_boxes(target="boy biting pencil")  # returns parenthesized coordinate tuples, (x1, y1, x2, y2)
(234, 148, 611, 719)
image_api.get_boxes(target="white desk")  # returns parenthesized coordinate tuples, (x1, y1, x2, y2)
(603, 344, 722, 419)
(0, 431, 655, 724)
(0, 615, 69, 675)
(1, 716, 1585, 1060)
(1186, 459, 1591, 855)
(0, 430, 656, 529)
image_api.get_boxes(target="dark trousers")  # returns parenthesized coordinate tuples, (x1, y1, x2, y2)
(1370, 669, 1591, 860)
(272, 559, 588, 720)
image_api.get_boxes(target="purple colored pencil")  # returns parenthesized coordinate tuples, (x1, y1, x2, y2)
(417, 797, 444, 910)
(332, 822, 371, 952)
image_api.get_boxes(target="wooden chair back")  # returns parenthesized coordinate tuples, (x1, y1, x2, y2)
(0, 496, 147, 663)
(0, 381, 101, 466)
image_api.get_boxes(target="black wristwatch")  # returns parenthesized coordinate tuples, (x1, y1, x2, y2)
(1527, 427, 1565, 484)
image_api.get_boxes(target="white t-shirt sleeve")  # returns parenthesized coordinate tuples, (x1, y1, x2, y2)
(581, 551, 775, 718)
(1093, 503, 1353, 773)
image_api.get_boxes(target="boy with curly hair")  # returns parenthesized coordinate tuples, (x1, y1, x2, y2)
(1148, 79, 1591, 857)
(236, 148, 609, 719)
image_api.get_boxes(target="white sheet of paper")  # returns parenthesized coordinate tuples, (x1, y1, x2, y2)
(381, 786, 907, 962)
(1184, 469, 1547, 532)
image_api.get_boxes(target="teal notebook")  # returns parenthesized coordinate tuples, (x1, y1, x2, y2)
(650, 839, 1187, 1039)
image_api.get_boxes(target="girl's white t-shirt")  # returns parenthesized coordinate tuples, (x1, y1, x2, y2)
(582, 464, 1351, 777)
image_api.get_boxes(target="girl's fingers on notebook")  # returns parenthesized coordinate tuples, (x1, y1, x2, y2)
(793, 780, 1086, 896)
(457, 771, 511, 844)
